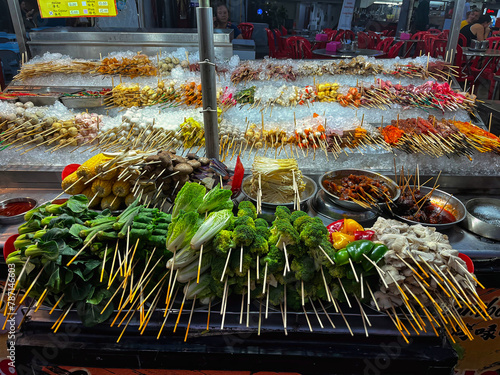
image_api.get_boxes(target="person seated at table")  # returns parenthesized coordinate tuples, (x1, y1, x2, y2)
(460, 15, 492, 47)
(213, 3, 243, 39)
(460, 10, 480, 29)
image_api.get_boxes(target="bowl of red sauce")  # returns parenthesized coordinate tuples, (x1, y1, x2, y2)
(392, 185, 466, 229)
(0, 198, 38, 225)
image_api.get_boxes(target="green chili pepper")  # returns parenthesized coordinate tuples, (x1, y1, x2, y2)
(334, 249, 350, 266)
(346, 240, 375, 263)
(361, 243, 389, 271)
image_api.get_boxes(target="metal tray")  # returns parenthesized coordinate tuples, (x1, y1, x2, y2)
(463, 198, 500, 240)
(60, 96, 106, 108)
(319, 169, 400, 211)
(18, 95, 60, 106)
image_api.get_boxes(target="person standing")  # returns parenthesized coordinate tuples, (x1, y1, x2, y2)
(213, 3, 243, 39)
(415, 0, 430, 32)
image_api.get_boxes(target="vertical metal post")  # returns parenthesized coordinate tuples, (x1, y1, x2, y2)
(137, 0, 145, 28)
(446, 0, 466, 62)
(197, 0, 219, 159)
(397, 0, 411, 34)
(6, 0, 28, 57)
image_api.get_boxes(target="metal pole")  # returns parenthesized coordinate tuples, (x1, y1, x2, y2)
(197, 0, 219, 160)
(137, 0, 145, 28)
(397, 0, 411, 34)
(446, 0, 466, 62)
(6, 0, 28, 57)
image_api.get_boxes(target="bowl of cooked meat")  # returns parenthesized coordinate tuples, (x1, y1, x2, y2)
(320, 169, 400, 211)
(392, 185, 466, 229)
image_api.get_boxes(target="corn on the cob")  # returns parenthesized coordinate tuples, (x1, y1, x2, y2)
(61, 171, 85, 195)
(124, 192, 137, 206)
(91, 179, 113, 198)
(76, 153, 111, 182)
(81, 186, 101, 208)
(101, 194, 122, 211)
(96, 162, 119, 181)
(112, 180, 131, 197)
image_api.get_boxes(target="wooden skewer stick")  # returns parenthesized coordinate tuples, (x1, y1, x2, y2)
(53, 303, 74, 333)
(309, 297, 324, 329)
(184, 296, 197, 342)
(348, 258, 359, 282)
(18, 264, 47, 306)
(302, 305, 313, 332)
(157, 288, 179, 339)
(221, 248, 233, 282)
(173, 280, 189, 333)
(337, 278, 352, 308)
(334, 299, 353, 336)
(197, 244, 203, 284)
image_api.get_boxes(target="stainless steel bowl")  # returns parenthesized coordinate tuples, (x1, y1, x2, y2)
(463, 198, 500, 240)
(320, 169, 400, 211)
(0, 197, 38, 225)
(311, 190, 379, 227)
(241, 175, 317, 221)
(393, 186, 466, 229)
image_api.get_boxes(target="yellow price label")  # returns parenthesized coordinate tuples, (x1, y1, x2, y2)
(37, 0, 117, 17)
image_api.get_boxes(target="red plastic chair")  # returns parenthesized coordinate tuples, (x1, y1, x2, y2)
(387, 41, 404, 58)
(237, 23, 254, 39)
(280, 25, 288, 36)
(273, 29, 287, 54)
(411, 31, 429, 57)
(454, 45, 474, 85)
(438, 30, 449, 39)
(432, 39, 448, 59)
(343, 30, 355, 41)
(357, 32, 370, 49)
(427, 28, 441, 34)
(458, 33, 467, 47)
(265, 28, 288, 58)
(488, 36, 500, 50)
(367, 31, 381, 49)
(423, 34, 440, 55)
(376, 37, 394, 54)
(334, 30, 345, 42)
(286, 36, 312, 59)
(326, 30, 337, 41)
(384, 29, 396, 37)
(470, 37, 500, 95)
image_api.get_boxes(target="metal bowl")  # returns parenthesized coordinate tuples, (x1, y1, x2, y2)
(0, 197, 38, 225)
(241, 175, 317, 221)
(463, 198, 500, 241)
(311, 190, 379, 227)
(320, 169, 400, 211)
(393, 186, 466, 229)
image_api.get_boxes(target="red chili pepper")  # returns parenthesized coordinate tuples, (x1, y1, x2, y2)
(354, 230, 375, 240)
(326, 219, 344, 233)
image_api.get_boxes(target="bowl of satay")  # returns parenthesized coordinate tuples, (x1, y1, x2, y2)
(320, 169, 400, 211)
(392, 185, 466, 229)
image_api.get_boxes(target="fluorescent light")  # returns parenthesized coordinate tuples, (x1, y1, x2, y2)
(374, 1, 401, 4)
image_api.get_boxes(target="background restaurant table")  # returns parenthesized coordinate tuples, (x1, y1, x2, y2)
(312, 48, 384, 58)
(461, 48, 500, 83)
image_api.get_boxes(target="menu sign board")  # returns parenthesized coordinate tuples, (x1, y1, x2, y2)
(37, 0, 117, 18)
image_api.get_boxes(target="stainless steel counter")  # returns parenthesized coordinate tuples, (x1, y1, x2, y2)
(27, 27, 234, 60)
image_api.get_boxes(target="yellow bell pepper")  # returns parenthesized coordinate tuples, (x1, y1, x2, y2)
(330, 232, 355, 250)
